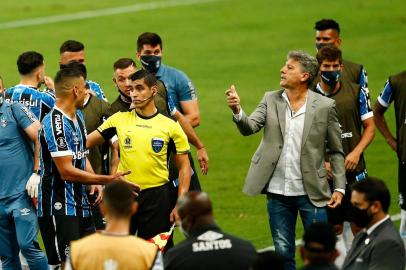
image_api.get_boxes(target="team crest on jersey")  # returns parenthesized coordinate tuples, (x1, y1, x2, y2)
(73, 132, 79, 145)
(54, 202, 62, 210)
(57, 137, 67, 149)
(0, 117, 7, 127)
(124, 137, 132, 149)
(151, 137, 164, 153)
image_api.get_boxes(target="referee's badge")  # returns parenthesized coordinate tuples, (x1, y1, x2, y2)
(151, 137, 164, 153)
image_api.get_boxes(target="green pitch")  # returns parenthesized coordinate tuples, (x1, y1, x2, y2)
(1, 0, 405, 266)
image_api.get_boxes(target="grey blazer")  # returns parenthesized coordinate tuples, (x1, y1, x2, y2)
(234, 89, 346, 207)
(342, 219, 405, 270)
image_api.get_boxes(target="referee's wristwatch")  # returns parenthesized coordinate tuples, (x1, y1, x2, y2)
(33, 169, 41, 175)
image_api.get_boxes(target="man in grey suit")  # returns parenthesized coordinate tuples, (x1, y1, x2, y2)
(342, 177, 405, 270)
(226, 51, 346, 270)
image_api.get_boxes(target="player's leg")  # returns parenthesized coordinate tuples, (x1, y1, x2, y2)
(79, 216, 96, 238)
(38, 216, 63, 269)
(399, 161, 406, 245)
(12, 193, 48, 270)
(188, 153, 201, 191)
(267, 194, 298, 270)
(136, 182, 174, 250)
(0, 196, 23, 270)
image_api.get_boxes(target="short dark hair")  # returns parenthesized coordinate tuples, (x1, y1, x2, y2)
(316, 45, 342, 65)
(103, 181, 136, 218)
(113, 58, 136, 71)
(137, 32, 162, 52)
(351, 177, 391, 213)
(54, 67, 84, 96)
(314, 19, 340, 34)
(130, 69, 157, 87)
(303, 222, 336, 253)
(60, 61, 87, 80)
(17, 51, 44, 75)
(60, 40, 85, 54)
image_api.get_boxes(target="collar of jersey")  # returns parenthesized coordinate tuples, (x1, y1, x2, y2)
(135, 110, 159, 120)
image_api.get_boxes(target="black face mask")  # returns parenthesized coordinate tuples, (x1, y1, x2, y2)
(140, 55, 161, 74)
(320, 70, 341, 87)
(316, 43, 331, 51)
(350, 204, 373, 228)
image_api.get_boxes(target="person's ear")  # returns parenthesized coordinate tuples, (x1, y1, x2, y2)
(99, 201, 106, 217)
(151, 85, 158, 96)
(131, 201, 138, 215)
(112, 77, 116, 84)
(301, 72, 310, 83)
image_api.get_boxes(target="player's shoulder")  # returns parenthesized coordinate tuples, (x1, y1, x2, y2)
(390, 70, 406, 82)
(342, 59, 363, 69)
(155, 112, 176, 125)
(161, 64, 189, 80)
(86, 79, 101, 89)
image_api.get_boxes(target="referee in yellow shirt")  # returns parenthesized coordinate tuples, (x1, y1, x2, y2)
(87, 70, 191, 249)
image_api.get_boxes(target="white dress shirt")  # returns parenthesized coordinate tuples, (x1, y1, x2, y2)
(267, 92, 307, 195)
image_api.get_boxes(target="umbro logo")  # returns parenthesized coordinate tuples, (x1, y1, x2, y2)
(197, 230, 224, 241)
(20, 208, 30, 216)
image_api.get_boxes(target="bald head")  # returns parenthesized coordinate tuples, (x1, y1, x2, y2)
(177, 192, 214, 234)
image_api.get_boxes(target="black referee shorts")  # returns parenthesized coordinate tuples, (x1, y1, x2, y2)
(327, 171, 362, 225)
(399, 161, 406, 210)
(38, 215, 95, 265)
(130, 181, 175, 249)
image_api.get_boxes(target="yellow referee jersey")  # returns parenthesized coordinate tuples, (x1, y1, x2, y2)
(97, 110, 189, 189)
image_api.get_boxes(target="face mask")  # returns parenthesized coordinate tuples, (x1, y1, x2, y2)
(350, 204, 373, 228)
(320, 70, 341, 87)
(178, 222, 190, 238)
(316, 43, 330, 51)
(140, 55, 161, 74)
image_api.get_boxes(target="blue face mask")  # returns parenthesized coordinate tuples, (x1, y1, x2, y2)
(320, 70, 341, 87)
(140, 55, 161, 74)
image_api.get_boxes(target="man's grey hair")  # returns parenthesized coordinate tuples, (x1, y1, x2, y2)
(287, 50, 319, 86)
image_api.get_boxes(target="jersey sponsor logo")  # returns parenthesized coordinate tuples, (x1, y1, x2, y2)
(152, 137, 164, 153)
(54, 202, 62, 210)
(72, 149, 88, 160)
(136, 124, 152, 129)
(20, 105, 37, 122)
(192, 239, 232, 252)
(54, 114, 63, 136)
(7, 97, 39, 108)
(20, 208, 31, 216)
(57, 137, 67, 148)
(342, 132, 353, 138)
(124, 137, 132, 149)
(104, 259, 118, 270)
(192, 230, 232, 252)
(0, 116, 7, 127)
